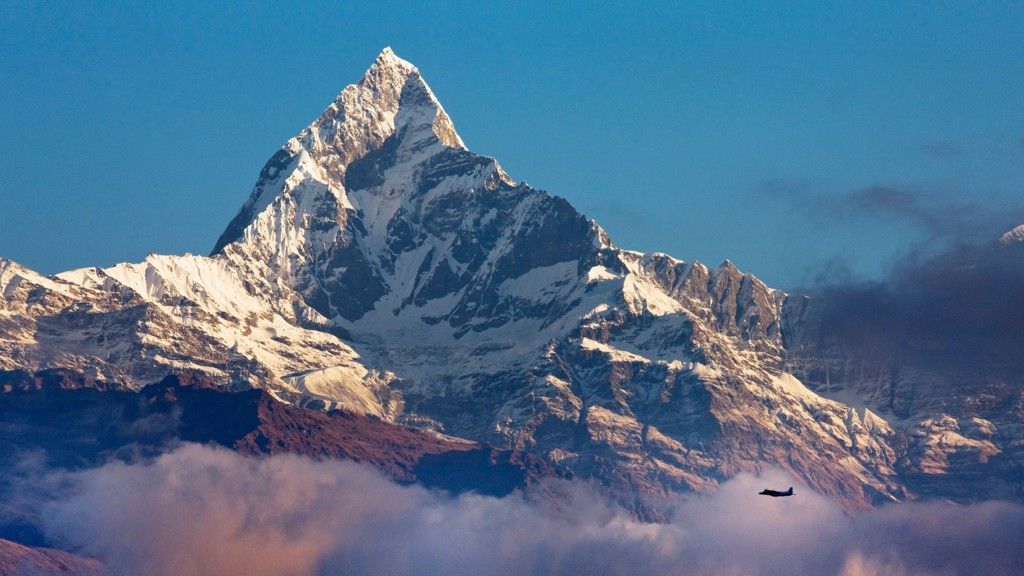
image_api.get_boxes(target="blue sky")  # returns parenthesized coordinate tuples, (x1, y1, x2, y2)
(1, 2, 1022, 288)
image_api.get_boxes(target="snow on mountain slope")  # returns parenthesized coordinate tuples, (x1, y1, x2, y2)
(999, 224, 1024, 246)
(0, 252, 395, 416)
(2, 48, 1018, 514)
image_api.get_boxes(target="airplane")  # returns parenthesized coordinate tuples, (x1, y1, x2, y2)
(758, 487, 794, 497)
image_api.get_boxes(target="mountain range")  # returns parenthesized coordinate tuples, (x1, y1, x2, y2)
(3, 48, 1021, 535)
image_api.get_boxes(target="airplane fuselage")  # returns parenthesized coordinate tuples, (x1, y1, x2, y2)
(758, 487, 794, 497)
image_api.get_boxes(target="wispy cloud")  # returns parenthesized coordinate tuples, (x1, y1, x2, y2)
(766, 180, 1024, 244)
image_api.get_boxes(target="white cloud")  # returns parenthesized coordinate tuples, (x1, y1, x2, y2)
(36, 444, 1024, 576)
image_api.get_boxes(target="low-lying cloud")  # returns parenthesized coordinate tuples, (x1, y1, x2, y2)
(28, 444, 1024, 576)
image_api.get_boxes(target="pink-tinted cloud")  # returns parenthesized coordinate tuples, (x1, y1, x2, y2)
(38, 444, 1024, 576)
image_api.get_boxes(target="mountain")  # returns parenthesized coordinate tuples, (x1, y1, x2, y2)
(1, 48, 1020, 515)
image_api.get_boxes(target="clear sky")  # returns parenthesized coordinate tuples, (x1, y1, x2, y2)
(2, 2, 1022, 288)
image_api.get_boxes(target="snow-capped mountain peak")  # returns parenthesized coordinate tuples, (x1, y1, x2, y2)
(338, 46, 465, 153)
(212, 47, 466, 257)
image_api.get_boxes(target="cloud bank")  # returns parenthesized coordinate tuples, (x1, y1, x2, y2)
(804, 237, 1024, 376)
(31, 444, 1024, 576)
(771, 183, 1024, 374)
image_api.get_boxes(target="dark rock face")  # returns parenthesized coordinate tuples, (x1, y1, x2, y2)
(305, 230, 390, 321)
(414, 448, 541, 497)
(0, 367, 118, 392)
(0, 370, 547, 488)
